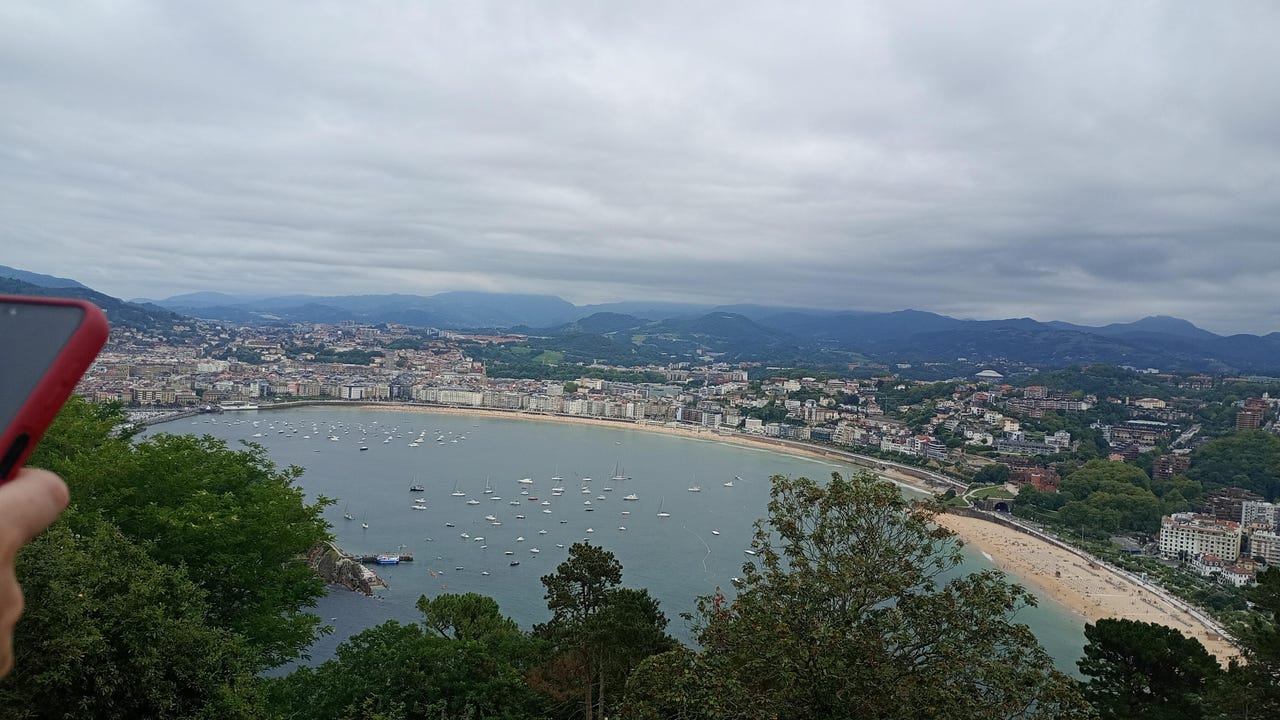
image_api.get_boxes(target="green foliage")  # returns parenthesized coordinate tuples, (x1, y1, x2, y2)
(621, 472, 1088, 720)
(535, 544, 675, 720)
(972, 463, 1011, 485)
(266, 619, 547, 720)
(1221, 567, 1280, 714)
(383, 337, 424, 350)
(744, 399, 788, 424)
(1187, 430, 1280, 501)
(27, 397, 332, 670)
(563, 381, 579, 394)
(2, 516, 263, 720)
(1078, 619, 1224, 720)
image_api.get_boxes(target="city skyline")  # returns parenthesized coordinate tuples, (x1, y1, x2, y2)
(3, 2, 1279, 334)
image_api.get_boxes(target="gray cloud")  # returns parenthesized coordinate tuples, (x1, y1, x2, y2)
(2, 1, 1278, 334)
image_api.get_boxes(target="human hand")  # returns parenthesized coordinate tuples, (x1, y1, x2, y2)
(0, 468, 69, 677)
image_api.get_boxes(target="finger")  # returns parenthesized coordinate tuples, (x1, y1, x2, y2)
(0, 468, 69, 558)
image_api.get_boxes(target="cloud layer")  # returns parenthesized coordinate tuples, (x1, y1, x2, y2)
(2, 1, 1278, 333)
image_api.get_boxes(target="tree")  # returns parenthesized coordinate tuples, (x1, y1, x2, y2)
(1188, 431, 1280, 501)
(1078, 619, 1224, 720)
(1218, 567, 1280, 716)
(266, 619, 547, 720)
(27, 397, 333, 669)
(621, 472, 1088, 720)
(972, 463, 1011, 485)
(0, 516, 262, 719)
(534, 543, 674, 720)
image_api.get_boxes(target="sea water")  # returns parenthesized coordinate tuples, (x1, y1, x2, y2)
(147, 406, 1086, 672)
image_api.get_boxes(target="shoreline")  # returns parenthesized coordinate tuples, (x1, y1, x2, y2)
(175, 402, 1239, 662)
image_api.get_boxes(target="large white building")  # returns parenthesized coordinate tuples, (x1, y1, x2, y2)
(1250, 530, 1280, 567)
(1158, 513, 1242, 562)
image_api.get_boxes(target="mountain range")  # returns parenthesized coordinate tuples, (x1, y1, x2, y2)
(4, 265, 1279, 374)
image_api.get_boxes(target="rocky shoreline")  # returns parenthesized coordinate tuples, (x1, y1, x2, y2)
(307, 541, 387, 595)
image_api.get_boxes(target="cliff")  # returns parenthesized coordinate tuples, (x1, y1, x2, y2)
(307, 542, 387, 595)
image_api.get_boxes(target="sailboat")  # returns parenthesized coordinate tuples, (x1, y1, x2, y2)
(656, 497, 670, 518)
(410, 474, 425, 493)
(610, 461, 628, 482)
(483, 476, 493, 494)
(361, 511, 369, 530)
(451, 478, 466, 497)
(343, 501, 354, 521)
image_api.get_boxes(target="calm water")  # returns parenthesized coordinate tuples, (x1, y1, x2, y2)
(147, 406, 1085, 672)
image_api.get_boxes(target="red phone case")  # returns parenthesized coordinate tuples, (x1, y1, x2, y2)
(0, 295, 110, 481)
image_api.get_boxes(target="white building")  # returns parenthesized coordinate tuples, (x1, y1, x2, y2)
(1242, 501, 1280, 530)
(1251, 530, 1280, 566)
(1158, 513, 1242, 562)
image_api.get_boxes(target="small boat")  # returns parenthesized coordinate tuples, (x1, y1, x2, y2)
(538, 529, 548, 534)
(723, 481, 734, 487)
(484, 515, 497, 522)
(530, 548, 540, 554)
(583, 500, 592, 506)
(712, 530, 721, 536)
(623, 494, 639, 501)
(518, 478, 534, 485)
(516, 536, 525, 542)
(586, 528, 594, 533)
(542, 509, 552, 514)
(509, 561, 520, 566)
(515, 514, 526, 519)
(343, 501, 354, 521)
(474, 536, 485, 542)
(410, 482, 425, 492)
(460, 533, 470, 539)
(619, 526, 626, 531)
(445, 522, 455, 528)
(688, 486, 701, 492)
(481, 571, 490, 576)
(556, 543, 565, 548)
(621, 511, 630, 516)
(657, 497, 670, 518)
(509, 501, 520, 506)
(361, 512, 369, 530)
(744, 549, 757, 556)
(541, 501, 551, 506)
(466, 499, 480, 505)
(411, 504, 427, 511)
(374, 553, 400, 565)
(528, 497, 539, 501)
(584, 506, 594, 511)
(414, 497, 427, 503)
(597, 495, 606, 500)
(504, 551, 514, 556)
(359, 446, 369, 451)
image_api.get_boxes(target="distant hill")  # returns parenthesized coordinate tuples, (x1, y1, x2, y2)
(0, 264, 88, 290)
(0, 277, 191, 339)
(0, 268, 1263, 373)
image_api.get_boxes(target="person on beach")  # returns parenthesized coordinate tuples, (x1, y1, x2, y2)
(0, 468, 70, 677)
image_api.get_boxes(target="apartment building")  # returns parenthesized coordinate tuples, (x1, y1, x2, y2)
(1158, 513, 1242, 562)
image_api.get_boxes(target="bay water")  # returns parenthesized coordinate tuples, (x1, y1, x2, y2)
(148, 406, 1085, 672)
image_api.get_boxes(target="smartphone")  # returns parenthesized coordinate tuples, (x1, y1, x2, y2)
(0, 295, 109, 481)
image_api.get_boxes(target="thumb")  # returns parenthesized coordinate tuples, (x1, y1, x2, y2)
(0, 469, 69, 558)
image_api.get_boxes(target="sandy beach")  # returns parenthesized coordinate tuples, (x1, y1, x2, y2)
(934, 512, 1240, 664)
(287, 403, 1239, 662)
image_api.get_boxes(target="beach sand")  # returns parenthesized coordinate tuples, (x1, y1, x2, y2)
(320, 403, 1239, 662)
(934, 512, 1240, 664)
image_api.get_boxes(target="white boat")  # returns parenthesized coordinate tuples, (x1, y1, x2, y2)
(530, 548, 540, 554)
(744, 549, 757, 556)
(619, 526, 626, 531)
(343, 501, 354, 521)
(712, 530, 721, 536)
(474, 536, 484, 542)
(656, 497, 670, 518)
(621, 511, 630, 516)
(414, 497, 427, 503)
(466, 499, 480, 505)
(596, 495, 605, 500)
(516, 536, 525, 542)
(556, 543, 565, 548)
(411, 504, 427, 510)
(610, 462, 628, 482)
(484, 515, 497, 522)
(450, 478, 465, 497)
(515, 514, 526, 519)
(723, 481, 734, 487)
(509, 501, 520, 506)
(542, 509, 552, 514)
(538, 529, 548, 534)
(623, 494, 639, 501)
(541, 501, 551, 506)
(586, 528, 594, 533)
(688, 486, 702, 492)
(518, 478, 534, 485)
(504, 551, 514, 556)
(583, 500, 592, 505)
(460, 533, 470, 539)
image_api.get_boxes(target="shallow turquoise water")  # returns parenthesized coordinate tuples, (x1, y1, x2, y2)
(149, 406, 1086, 672)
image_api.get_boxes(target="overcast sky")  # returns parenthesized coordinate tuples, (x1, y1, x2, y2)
(2, 2, 1278, 334)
